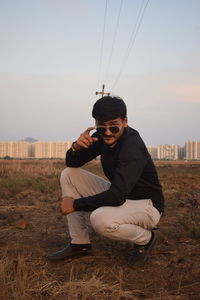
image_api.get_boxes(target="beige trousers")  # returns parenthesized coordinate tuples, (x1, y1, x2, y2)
(60, 167, 161, 245)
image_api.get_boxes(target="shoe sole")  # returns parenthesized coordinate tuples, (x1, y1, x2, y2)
(47, 251, 93, 261)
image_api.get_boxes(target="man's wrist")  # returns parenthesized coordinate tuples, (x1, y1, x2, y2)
(71, 141, 78, 151)
(73, 199, 77, 210)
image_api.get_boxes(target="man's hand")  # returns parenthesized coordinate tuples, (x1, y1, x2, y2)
(60, 197, 75, 215)
(73, 127, 98, 150)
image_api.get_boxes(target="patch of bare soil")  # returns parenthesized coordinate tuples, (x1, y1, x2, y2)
(0, 160, 200, 300)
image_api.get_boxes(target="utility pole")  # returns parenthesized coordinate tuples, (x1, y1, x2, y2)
(96, 84, 110, 98)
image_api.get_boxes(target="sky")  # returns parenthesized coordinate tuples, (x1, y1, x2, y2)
(0, 0, 200, 146)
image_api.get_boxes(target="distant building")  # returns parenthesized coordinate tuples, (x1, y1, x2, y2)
(157, 144, 180, 160)
(51, 142, 72, 158)
(147, 146, 158, 159)
(28, 143, 35, 158)
(34, 142, 51, 158)
(1, 140, 200, 160)
(0, 141, 29, 158)
(0, 142, 12, 157)
(185, 141, 200, 160)
(179, 147, 185, 160)
(34, 141, 72, 158)
(0, 141, 71, 159)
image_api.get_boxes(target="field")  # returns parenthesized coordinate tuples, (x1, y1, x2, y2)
(0, 160, 200, 300)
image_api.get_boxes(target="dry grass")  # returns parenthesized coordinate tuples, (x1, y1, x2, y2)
(0, 160, 200, 300)
(0, 254, 145, 300)
(0, 160, 62, 177)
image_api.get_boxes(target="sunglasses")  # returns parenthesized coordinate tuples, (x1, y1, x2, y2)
(95, 125, 120, 135)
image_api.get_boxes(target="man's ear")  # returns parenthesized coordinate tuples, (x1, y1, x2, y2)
(123, 117, 128, 127)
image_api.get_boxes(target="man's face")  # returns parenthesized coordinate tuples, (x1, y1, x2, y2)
(95, 117, 128, 147)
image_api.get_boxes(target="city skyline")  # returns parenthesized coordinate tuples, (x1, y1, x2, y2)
(1, 140, 200, 160)
(0, 136, 199, 147)
(1, 0, 200, 145)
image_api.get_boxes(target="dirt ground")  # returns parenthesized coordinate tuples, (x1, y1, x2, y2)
(0, 160, 200, 300)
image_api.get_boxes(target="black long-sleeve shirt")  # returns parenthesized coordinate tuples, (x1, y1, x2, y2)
(66, 126, 164, 213)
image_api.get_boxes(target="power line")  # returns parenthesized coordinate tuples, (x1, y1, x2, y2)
(96, 0, 109, 91)
(110, 0, 150, 92)
(104, 0, 123, 86)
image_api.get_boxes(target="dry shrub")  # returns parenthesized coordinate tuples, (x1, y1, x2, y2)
(0, 254, 56, 300)
(0, 160, 64, 177)
(0, 254, 31, 300)
(0, 255, 139, 300)
(0, 160, 64, 198)
(57, 267, 138, 300)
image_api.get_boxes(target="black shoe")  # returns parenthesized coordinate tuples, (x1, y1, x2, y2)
(47, 244, 92, 261)
(127, 231, 157, 267)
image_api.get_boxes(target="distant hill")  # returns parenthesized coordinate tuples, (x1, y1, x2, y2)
(23, 137, 38, 143)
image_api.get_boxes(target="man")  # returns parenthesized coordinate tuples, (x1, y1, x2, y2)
(48, 96, 164, 266)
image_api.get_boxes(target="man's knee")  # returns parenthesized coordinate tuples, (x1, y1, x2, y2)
(60, 167, 78, 185)
(90, 208, 119, 236)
